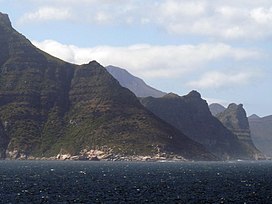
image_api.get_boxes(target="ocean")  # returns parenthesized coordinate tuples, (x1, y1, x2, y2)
(0, 160, 271, 203)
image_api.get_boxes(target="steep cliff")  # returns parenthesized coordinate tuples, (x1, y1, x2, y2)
(216, 104, 262, 158)
(249, 115, 272, 157)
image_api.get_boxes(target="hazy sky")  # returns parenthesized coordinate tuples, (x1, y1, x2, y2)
(1, 0, 271, 116)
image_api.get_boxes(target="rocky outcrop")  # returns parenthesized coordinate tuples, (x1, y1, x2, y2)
(216, 104, 262, 159)
(0, 12, 214, 161)
(248, 114, 272, 157)
(140, 91, 254, 160)
(106, 65, 166, 98)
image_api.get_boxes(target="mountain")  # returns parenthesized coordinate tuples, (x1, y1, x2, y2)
(0, 12, 213, 160)
(106, 65, 166, 98)
(209, 103, 226, 116)
(216, 104, 262, 158)
(248, 114, 272, 157)
(248, 114, 260, 120)
(140, 91, 255, 160)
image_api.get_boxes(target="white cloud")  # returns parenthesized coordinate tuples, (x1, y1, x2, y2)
(17, 0, 272, 40)
(156, 2, 270, 39)
(187, 70, 262, 89)
(250, 7, 272, 24)
(32, 39, 261, 79)
(33, 40, 76, 62)
(94, 12, 112, 24)
(158, 0, 206, 18)
(20, 7, 72, 22)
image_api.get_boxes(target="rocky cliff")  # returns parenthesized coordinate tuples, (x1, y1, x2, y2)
(0, 12, 213, 160)
(216, 104, 262, 158)
(140, 91, 257, 160)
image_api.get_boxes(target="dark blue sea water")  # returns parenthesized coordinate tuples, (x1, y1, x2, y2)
(0, 160, 272, 203)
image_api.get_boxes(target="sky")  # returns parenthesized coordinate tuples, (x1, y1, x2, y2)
(1, 0, 271, 117)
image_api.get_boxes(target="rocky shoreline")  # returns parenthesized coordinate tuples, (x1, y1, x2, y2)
(4, 148, 188, 162)
(4, 148, 269, 162)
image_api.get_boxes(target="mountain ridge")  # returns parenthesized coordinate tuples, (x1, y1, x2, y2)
(106, 65, 166, 98)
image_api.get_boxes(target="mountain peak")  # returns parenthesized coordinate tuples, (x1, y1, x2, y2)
(88, 60, 100, 66)
(248, 114, 260, 120)
(218, 103, 249, 130)
(187, 90, 201, 98)
(209, 103, 226, 116)
(163, 92, 180, 99)
(0, 12, 11, 28)
(227, 103, 243, 110)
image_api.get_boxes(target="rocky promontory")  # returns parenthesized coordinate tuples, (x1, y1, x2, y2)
(216, 104, 263, 159)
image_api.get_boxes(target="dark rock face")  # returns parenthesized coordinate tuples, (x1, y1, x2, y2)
(106, 65, 166, 98)
(0, 12, 213, 160)
(0, 12, 74, 158)
(0, 13, 11, 27)
(216, 104, 262, 158)
(209, 103, 226, 116)
(249, 115, 272, 157)
(217, 104, 249, 130)
(0, 120, 8, 158)
(140, 91, 253, 160)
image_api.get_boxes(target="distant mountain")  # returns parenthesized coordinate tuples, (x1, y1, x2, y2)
(248, 114, 260, 120)
(106, 65, 166, 98)
(140, 91, 255, 160)
(0, 12, 214, 160)
(249, 115, 272, 157)
(209, 103, 226, 116)
(216, 104, 262, 158)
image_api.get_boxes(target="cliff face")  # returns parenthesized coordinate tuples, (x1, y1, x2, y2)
(0, 12, 74, 158)
(140, 91, 256, 160)
(0, 12, 213, 160)
(248, 115, 272, 157)
(216, 104, 262, 158)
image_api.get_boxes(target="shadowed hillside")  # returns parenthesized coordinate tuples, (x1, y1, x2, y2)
(140, 91, 258, 160)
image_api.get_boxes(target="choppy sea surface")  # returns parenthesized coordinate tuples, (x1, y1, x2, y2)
(0, 160, 272, 203)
